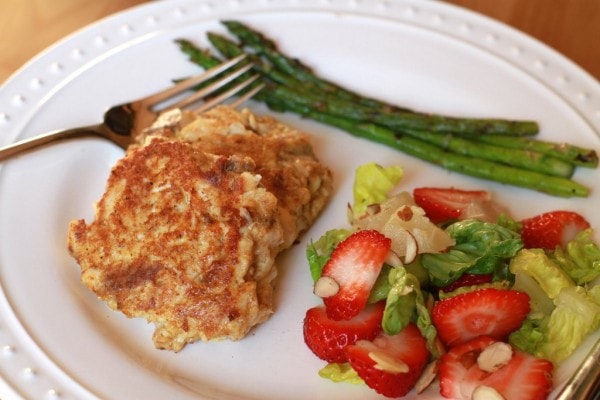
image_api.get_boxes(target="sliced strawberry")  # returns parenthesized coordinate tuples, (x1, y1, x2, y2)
(346, 323, 429, 398)
(432, 288, 530, 347)
(438, 273, 493, 293)
(439, 336, 496, 399)
(318, 229, 391, 320)
(439, 336, 553, 400)
(413, 187, 492, 224)
(521, 210, 590, 249)
(302, 302, 385, 363)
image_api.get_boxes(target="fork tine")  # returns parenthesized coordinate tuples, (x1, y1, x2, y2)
(168, 63, 255, 110)
(192, 77, 265, 114)
(226, 82, 266, 110)
(145, 53, 248, 106)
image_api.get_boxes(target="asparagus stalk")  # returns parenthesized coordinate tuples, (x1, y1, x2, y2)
(220, 21, 408, 112)
(202, 34, 590, 177)
(303, 112, 589, 198)
(461, 133, 598, 168)
(259, 84, 574, 177)
(205, 29, 597, 170)
(266, 84, 537, 137)
(222, 20, 540, 137)
(175, 38, 593, 197)
(400, 128, 574, 178)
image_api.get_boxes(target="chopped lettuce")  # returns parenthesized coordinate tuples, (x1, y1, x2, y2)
(381, 266, 416, 335)
(380, 266, 439, 358)
(318, 363, 364, 384)
(367, 264, 393, 303)
(549, 229, 600, 285)
(369, 258, 430, 304)
(510, 249, 574, 299)
(306, 229, 351, 281)
(538, 286, 600, 363)
(352, 162, 403, 218)
(508, 316, 547, 355)
(511, 286, 600, 364)
(421, 219, 523, 287)
(509, 247, 600, 364)
(413, 285, 439, 358)
(496, 213, 522, 233)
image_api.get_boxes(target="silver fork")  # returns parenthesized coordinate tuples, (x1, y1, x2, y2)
(0, 54, 263, 161)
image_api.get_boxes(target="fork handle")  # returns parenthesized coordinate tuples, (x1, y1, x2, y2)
(0, 124, 105, 162)
(555, 338, 600, 399)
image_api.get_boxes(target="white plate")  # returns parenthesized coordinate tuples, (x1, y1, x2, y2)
(0, 0, 599, 399)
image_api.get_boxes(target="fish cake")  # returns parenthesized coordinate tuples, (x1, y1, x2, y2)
(68, 106, 333, 351)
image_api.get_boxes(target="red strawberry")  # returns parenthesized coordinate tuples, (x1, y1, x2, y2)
(521, 210, 590, 249)
(432, 288, 530, 347)
(439, 336, 553, 400)
(318, 229, 391, 320)
(303, 302, 385, 363)
(438, 273, 493, 293)
(413, 187, 491, 224)
(346, 323, 429, 398)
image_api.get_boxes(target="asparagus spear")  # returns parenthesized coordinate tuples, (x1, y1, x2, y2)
(222, 20, 540, 137)
(267, 84, 538, 137)
(220, 21, 408, 112)
(400, 128, 574, 178)
(175, 38, 593, 197)
(303, 112, 589, 198)
(461, 133, 598, 168)
(202, 33, 592, 177)
(181, 36, 541, 139)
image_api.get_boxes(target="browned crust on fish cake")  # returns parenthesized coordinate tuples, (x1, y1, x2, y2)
(68, 106, 333, 352)
(152, 106, 334, 248)
(68, 138, 284, 351)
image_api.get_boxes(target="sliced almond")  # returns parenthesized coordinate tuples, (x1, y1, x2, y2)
(403, 231, 419, 264)
(472, 385, 505, 400)
(414, 360, 439, 394)
(477, 342, 513, 372)
(385, 250, 403, 268)
(368, 351, 409, 374)
(313, 276, 340, 298)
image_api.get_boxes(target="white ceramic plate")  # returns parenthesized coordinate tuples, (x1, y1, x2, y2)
(0, 1, 599, 399)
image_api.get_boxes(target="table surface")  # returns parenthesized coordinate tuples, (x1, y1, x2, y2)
(1, 0, 599, 84)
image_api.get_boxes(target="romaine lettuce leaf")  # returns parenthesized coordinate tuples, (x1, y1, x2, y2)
(511, 285, 600, 364)
(367, 264, 393, 303)
(381, 266, 439, 357)
(382, 266, 416, 335)
(508, 315, 547, 355)
(549, 229, 600, 285)
(421, 219, 523, 287)
(306, 229, 351, 281)
(496, 213, 522, 233)
(318, 363, 364, 384)
(509, 248, 574, 299)
(352, 162, 403, 218)
(509, 246, 600, 364)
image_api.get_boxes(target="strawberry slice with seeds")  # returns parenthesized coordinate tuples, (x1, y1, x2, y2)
(302, 302, 385, 363)
(318, 229, 391, 320)
(346, 323, 429, 398)
(439, 336, 554, 400)
(432, 288, 530, 347)
(521, 210, 590, 249)
(413, 187, 492, 224)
